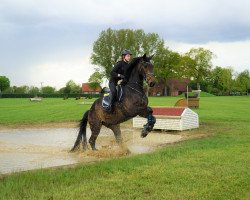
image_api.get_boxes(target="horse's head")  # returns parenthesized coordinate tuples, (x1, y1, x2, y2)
(138, 54, 156, 87)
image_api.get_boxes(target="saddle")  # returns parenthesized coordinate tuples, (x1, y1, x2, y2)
(102, 85, 124, 110)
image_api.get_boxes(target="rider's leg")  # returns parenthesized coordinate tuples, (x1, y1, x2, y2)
(108, 81, 117, 109)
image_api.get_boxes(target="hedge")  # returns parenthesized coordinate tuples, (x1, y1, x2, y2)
(0, 93, 100, 98)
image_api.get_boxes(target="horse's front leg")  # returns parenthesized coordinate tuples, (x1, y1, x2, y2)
(139, 107, 156, 138)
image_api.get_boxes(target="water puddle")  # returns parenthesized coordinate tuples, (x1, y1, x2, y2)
(0, 127, 182, 174)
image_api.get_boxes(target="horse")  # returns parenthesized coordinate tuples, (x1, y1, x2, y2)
(70, 54, 156, 151)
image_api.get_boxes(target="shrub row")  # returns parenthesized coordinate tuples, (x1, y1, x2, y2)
(0, 93, 100, 98)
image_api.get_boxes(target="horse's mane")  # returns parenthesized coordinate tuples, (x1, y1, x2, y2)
(129, 57, 141, 67)
(124, 57, 141, 80)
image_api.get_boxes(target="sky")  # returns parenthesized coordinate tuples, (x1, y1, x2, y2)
(0, 0, 250, 89)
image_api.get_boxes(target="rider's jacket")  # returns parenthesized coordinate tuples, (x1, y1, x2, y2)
(110, 60, 128, 84)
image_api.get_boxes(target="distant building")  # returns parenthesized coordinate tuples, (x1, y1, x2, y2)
(148, 82, 165, 96)
(149, 78, 190, 96)
(82, 83, 101, 94)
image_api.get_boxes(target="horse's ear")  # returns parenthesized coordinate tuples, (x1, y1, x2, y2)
(142, 54, 147, 59)
(148, 54, 154, 60)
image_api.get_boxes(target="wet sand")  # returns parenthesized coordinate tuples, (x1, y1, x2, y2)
(0, 127, 182, 174)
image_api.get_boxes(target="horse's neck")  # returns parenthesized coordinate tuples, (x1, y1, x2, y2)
(127, 67, 144, 90)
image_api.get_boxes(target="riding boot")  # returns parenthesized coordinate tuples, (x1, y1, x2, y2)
(107, 81, 117, 113)
(107, 93, 113, 113)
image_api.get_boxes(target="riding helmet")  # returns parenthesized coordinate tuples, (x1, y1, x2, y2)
(121, 49, 132, 56)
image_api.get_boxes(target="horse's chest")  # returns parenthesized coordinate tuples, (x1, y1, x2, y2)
(129, 95, 148, 108)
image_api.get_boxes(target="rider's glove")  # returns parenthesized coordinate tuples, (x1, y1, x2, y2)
(121, 79, 128, 86)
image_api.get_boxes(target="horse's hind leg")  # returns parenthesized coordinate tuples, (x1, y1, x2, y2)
(107, 124, 122, 145)
(88, 120, 102, 151)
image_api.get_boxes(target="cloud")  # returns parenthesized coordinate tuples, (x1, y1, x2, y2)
(1, 0, 250, 42)
(167, 40, 250, 72)
(1, 0, 250, 88)
(3, 49, 95, 89)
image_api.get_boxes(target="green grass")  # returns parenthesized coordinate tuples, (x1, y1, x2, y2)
(0, 96, 250, 199)
(1, 96, 248, 125)
(149, 96, 250, 123)
(0, 98, 95, 125)
(177, 91, 216, 97)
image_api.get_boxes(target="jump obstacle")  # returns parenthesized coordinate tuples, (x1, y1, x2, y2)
(133, 107, 199, 131)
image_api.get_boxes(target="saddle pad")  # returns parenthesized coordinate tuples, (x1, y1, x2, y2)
(102, 95, 110, 109)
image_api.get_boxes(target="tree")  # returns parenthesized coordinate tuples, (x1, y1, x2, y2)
(2, 86, 14, 94)
(184, 48, 214, 89)
(0, 76, 10, 93)
(57, 87, 66, 94)
(63, 86, 71, 96)
(154, 45, 181, 95)
(91, 28, 164, 78)
(235, 70, 250, 94)
(210, 66, 234, 95)
(88, 71, 104, 92)
(65, 80, 81, 94)
(12, 85, 29, 94)
(29, 86, 40, 96)
(41, 86, 56, 94)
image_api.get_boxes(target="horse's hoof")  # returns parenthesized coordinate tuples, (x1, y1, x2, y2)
(90, 146, 98, 151)
(141, 130, 148, 138)
(69, 146, 79, 153)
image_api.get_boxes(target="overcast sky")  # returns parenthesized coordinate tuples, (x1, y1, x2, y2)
(1, 0, 250, 89)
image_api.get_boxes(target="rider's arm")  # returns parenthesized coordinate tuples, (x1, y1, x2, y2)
(111, 62, 122, 78)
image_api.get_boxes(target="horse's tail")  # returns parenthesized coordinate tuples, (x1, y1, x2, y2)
(70, 110, 89, 152)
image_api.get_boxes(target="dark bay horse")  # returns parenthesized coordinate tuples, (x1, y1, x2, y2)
(71, 54, 156, 151)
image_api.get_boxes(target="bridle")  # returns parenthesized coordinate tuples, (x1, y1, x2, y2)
(126, 60, 155, 96)
(140, 61, 155, 84)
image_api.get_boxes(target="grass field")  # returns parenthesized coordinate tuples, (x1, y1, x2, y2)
(0, 96, 250, 199)
(0, 96, 249, 125)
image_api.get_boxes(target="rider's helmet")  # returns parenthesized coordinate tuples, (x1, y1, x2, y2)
(121, 49, 132, 56)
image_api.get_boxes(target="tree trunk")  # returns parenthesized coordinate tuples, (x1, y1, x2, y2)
(197, 82, 200, 90)
(164, 85, 168, 96)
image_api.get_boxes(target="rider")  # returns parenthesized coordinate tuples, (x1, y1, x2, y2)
(108, 49, 132, 111)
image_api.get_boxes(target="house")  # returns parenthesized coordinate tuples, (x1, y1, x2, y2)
(148, 78, 190, 96)
(82, 83, 101, 94)
(133, 107, 199, 131)
(148, 82, 165, 96)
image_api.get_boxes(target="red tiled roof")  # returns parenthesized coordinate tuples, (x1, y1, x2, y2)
(82, 83, 101, 92)
(152, 107, 185, 116)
